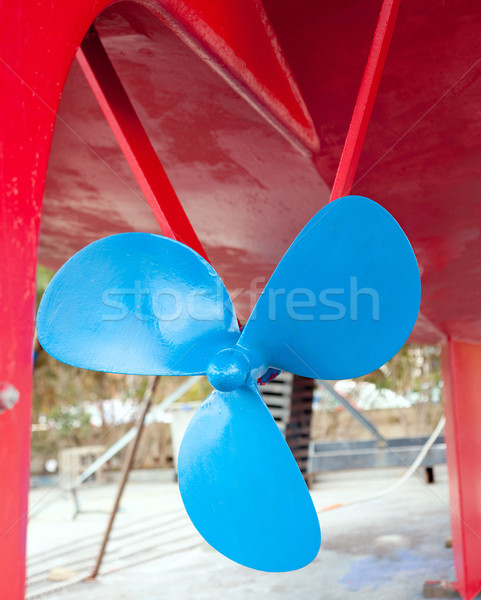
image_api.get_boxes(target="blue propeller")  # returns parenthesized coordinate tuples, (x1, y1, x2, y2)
(36, 195, 420, 572)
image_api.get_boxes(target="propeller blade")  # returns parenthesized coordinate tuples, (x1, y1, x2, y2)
(239, 196, 421, 379)
(37, 233, 239, 375)
(178, 383, 320, 571)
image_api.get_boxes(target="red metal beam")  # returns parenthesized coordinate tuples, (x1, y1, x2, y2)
(442, 340, 481, 600)
(0, 242, 36, 600)
(76, 26, 209, 260)
(329, 0, 401, 201)
(0, 8, 80, 598)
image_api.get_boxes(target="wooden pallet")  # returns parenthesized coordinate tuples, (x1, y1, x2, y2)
(260, 373, 314, 482)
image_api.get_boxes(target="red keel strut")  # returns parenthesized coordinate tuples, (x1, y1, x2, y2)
(329, 0, 401, 201)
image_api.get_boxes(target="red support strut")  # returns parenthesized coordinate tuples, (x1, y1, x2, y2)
(442, 340, 481, 600)
(329, 0, 401, 201)
(77, 26, 209, 261)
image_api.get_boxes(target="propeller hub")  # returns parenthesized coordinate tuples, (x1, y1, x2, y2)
(207, 347, 250, 392)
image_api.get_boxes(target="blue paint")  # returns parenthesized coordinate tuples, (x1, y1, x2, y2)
(37, 233, 239, 375)
(239, 195, 421, 380)
(36, 195, 421, 573)
(178, 382, 321, 571)
(206, 347, 250, 391)
(342, 550, 452, 591)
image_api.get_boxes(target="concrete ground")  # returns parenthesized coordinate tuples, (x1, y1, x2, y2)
(27, 466, 456, 600)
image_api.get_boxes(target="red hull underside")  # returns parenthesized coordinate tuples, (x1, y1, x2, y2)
(40, 1, 481, 345)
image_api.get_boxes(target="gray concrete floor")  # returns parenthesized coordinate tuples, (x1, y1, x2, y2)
(27, 466, 456, 599)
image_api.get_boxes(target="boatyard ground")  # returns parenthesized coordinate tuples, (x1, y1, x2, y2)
(27, 466, 456, 600)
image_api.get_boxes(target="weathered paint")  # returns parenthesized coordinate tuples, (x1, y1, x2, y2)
(77, 26, 209, 259)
